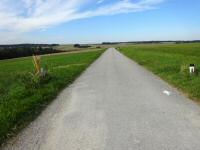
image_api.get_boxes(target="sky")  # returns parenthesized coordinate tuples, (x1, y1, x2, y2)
(0, 0, 199, 44)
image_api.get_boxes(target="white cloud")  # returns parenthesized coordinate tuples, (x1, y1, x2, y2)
(97, 0, 104, 4)
(0, 0, 164, 32)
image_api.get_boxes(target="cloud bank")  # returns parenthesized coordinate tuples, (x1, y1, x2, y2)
(0, 0, 164, 32)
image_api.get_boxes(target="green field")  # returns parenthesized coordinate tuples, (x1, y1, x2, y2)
(54, 44, 100, 51)
(54, 43, 130, 52)
(0, 49, 104, 144)
(119, 43, 200, 100)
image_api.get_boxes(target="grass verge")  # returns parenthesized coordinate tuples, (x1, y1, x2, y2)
(118, 43, 200, 100)
(0, 49, 104, 145)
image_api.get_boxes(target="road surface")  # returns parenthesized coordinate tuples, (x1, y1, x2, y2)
(3, 48, 200, 150)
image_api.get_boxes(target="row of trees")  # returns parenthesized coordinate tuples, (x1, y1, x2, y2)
(0, 46, 62, 60)
(102, 40, 200, 45)
(74, 44, 91, 48)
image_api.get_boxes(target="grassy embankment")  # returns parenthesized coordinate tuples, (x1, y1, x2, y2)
(0, 49, 104, 144)
(118, 43, 200, 100)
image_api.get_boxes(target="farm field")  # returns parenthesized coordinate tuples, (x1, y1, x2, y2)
(118, 43, 200, 101)
(0, 49, 104, 144)
(54, 43, 130, 52)
(54, 44, 101, 51)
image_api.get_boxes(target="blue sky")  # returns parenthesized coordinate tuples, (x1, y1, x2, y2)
(0, 0, 199, 44)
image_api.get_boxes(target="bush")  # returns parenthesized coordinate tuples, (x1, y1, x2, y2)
(19, 72, 52, 89)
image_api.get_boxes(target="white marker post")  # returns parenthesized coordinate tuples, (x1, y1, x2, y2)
(189, 64, 195, 74)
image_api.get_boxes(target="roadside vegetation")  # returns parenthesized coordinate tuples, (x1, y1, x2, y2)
(0, 49, 104, 144)
(0, 44, 63, 60)
(118, 43, 200, 100)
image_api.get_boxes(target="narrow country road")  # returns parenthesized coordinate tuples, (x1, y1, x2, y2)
(3, 48, 200, 150)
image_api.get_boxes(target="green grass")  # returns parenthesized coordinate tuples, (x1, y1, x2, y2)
(54, 44, 99, 51)
(0, 49, 104, 144)
(118, 43, 200, 100)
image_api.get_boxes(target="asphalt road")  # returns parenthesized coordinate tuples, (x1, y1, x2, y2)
(3, 48, 200, 150)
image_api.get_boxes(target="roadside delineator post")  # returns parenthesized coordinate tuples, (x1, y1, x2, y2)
(189, 64, 195, 74)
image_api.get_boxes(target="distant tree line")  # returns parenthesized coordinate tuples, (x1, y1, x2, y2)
(102, 42, 119, 45)
(0, 44, 63, 60)
(102, 40, 200, 45)
(0, 44, 59, 48)
(74, 44, 91, 48)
